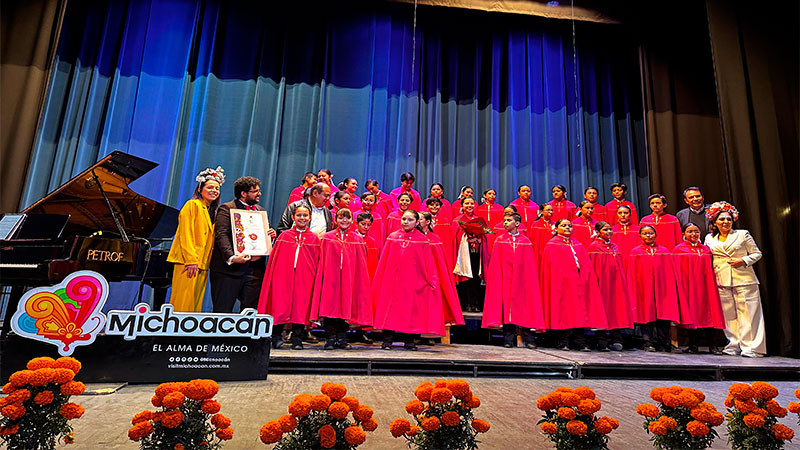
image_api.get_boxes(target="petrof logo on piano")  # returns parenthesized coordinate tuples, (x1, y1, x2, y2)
(85, 249, 125, 262)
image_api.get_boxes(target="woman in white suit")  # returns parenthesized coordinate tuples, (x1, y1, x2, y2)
(704, 202, 765, 357)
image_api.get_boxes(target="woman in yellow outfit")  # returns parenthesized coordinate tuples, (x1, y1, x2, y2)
(167, 167, 225, 312)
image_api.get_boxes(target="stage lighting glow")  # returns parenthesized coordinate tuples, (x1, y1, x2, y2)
(547, 1, 559, 6)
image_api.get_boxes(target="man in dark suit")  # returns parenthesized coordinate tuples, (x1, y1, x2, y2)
(676, 186, 711, 241)
(277, 183, 334, 237)
(209, 176, 276, 313)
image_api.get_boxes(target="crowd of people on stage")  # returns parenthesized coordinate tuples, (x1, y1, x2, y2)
(167, 166, 767, 358)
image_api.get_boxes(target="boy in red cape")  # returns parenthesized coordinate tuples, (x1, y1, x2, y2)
(354, 212, 380, 280)
(508, 185, 540, 227)
(610, 205, 641, 260)
(365, 179, 394, 218)
(587, 221, 634, 351)
(482, 213, 545, 349)
(476, 188, 504, 229)
(529, 203, 554, 264)
(640, 194, 683, 250)
(583, 186, 608, 222)
(425, 197, 456, 274)
(673, 223, 726, 354)
(605, 182, 639, 226)
(372, 210, 464, 350)
(311, 209, 373, 350)
(547, 184, 577, 223)
(386, 192, 414, 235)
(540, 219, 608, 351)
(571, 201, 598, 248)
(351, 192, 386, 248)
(420, 183, 453, 223)
(389, 172, 422, 211)
(258, 205, 321, 350)
(626, 225, 681, 352)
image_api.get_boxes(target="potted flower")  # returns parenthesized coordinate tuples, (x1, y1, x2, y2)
(725, 382, 793, 449)
(537, 386, 618, 449)
(636, 386, 724, 449)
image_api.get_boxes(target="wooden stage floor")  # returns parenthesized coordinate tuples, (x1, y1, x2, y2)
(270, 343, 800, 381)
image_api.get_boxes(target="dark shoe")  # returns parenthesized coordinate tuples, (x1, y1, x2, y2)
(404, 343, 418, 351)
(598, 346, 611, 352)
(323, 339, 336, 350)
(558, 345, 570, 351)
(686, 345, 699, 354)
(335, 340, 351, 350)
(643, 344, 657, 352)
(524, 342, 537, 350)
(271, 337, 284, 349)
(503, 343, 513, 348)
(291, 342, 304, 350)
(359, 334, 374, 344)
(579, 346, 592, 352)
(381, 342, 392, 350)
(609, 343, 623, 352)
(302, 330, 319, 344)
(709, 346, 724, 355)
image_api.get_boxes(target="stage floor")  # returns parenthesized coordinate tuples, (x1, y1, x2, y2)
(270, 343, 800, 381)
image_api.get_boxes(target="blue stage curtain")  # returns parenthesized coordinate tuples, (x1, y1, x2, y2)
(22, 1, 647, 309)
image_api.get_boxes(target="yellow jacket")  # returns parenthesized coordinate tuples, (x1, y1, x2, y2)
(167, 198, 214, 269)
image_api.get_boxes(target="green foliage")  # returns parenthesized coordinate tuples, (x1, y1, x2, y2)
(538, 411, 610, 450)
(0, 386, 75, 450)
(273, 410, 359, 450)
(137, 399, 225, 450)
(403, 402, 480, 450)
(726, 402, 785, 450)
(641, 405, 718, 450)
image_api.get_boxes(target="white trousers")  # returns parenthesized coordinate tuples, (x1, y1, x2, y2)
(718, 284, 766, 356)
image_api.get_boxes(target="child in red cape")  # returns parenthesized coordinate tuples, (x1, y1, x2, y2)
(351, 192, 386, 248)
(482, 212, 545, 349)
(372, 210, 464, 350)
(421, 183, 453, 223)
(287, 172, 316, 205)
(489, 205, 527, 250)
(354, 212, 380, 280)
(508, 184, 540, 227)
(425, 197, 456, 275)
(571, 200, 598, 248)
(476, 188, 504, 229)
(258, 205, 321, 350)
(610, 205, 641, 260)
(529, 203, 554, 264)
(640, 194, 682, 250)
(338, 177, 362, 212)
(365, 179, 394, 218)
(605, 182, 639, 226)
(389, 172, 422, 212)
(311, 209, 373, 350)
(673, 223, 726, 354)
(547, 184, 577, 223)
(587, 221, 634, 351)
(626, 225, 681, 352)
(452, 197, 490, 312)
(386, 192, 414, 234)
(583, 186, 608, 222)
(451, 185, 474, 216)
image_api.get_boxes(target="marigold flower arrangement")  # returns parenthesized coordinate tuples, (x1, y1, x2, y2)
(635, 385, 724, 449)
(390, 379, 489, 450)
(128, 379, 232, 449)
(787, 388, 800, 426)
(536, 386, 618, 449)
(260, 382, 376, 449)
(0, 356, 85, 449)
(725, 382, 793, 450)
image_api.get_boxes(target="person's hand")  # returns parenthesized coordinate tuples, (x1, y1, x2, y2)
(250, 255, 262, 262)
(267, 228, 277, 239)
(183, 264, 199, 278)
(231, 254, 251, 264)
(729, 258, 746, 268)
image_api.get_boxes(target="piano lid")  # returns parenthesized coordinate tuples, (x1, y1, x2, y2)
(22, 151, 179, 240)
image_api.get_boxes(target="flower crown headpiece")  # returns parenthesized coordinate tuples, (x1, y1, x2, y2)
(196, 166, 225, 185)
(706, 201, 739, 221)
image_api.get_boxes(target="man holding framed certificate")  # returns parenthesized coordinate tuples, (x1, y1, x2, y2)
(209, 176, 277, 313)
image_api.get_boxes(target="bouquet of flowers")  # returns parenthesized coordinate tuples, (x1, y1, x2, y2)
(455, 218, 494, 238)
(390, 379, 489, 450)
(128, 379, 232, 450)
(636, 386, 724, 449)
(537, 386, 618, 450)
(725, 382, 793, 450)
(787, 388, 800, 426)
(260, 382, 377, 449)
(0, 356, 86, 449)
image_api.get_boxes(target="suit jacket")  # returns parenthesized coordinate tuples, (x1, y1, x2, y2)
(704, 229, 762, 287)
(677, 205, 710, 238)
(277, 199, 333, 236)
(167, 198, 214, 269)
(209, 199, 267, 277)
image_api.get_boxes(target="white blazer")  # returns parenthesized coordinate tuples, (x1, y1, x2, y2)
(704, 229, 762, 287)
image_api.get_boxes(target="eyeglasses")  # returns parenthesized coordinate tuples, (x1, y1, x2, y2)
(248, 189, 261, 194)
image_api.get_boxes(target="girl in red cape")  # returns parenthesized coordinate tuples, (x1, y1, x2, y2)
(351, 192, 386, 248)
(452, 197, 490, 312)
(476, 188, 504, 229)
(482, 212, 545, 349)
(626, 225, 681, 352)
(330, 191, 350, 217)
(509, 185, 540, 227)
(389, 172, 422, 211)
(605, 182, 639, 226)
(372, 210, 464, 350)
(673, 223, 726, 354)
(338, 177, 362, 212)
(587, 221, 634, 351)
(571, 200, 598, 248)
(540, 219, 608, 351)
(610, 205, 641, 260)
(529, 203, 554, 264)
(425, 197, 456, 274)
(311, 209, 373, 350)
(421, 183, 453, 223)
(287, 172, 316, 205)
(317, 168, 338, 207)
(365, 179, 394, 218)
(354, 212, 380, 280)
(583, 186, 608, 222)
(387, 192, 414, 235)
(451, 185, 474, 216)
(258, 205, 321, 350)
(489, 205, 527, 250)
(640, 194, 683, 250)
(547, 184, 577, 223)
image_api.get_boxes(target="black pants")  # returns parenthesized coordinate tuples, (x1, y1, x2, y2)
(209, 270, 264, 313)
(383, 330, 419, 346)
(503, 324, 534, 346)
(596, 329, 625, 349)
(456, 252, 485, 311)
(324, 318, 349, 339)
(640, 320, 671, 349)
(687, 327, 722, 348)
(553, 328, 587, 349)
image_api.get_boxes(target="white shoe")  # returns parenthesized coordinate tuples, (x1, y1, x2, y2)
(722, 348, 739, 356)
(741, 352, 764, 358)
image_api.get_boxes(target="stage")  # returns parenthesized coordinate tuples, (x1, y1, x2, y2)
(270, 343, 800, 381)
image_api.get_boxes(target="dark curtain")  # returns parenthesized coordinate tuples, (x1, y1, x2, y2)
(0, 0, 65, 212)
(705, 0, 800, 357)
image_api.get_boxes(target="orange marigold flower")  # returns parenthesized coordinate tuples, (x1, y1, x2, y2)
(311, 394, 332, 411)
(446, 379, 471, 400)
(7, 389, 31, 404)
(215, 427, 234, 440)
(127, 421, 154, 441)
(648, 421, 667, 435)
(201, 399, 221, 414)
(154, 382, 184, 399)
(603, 416, 619, 429)
(421, 416, 441, 431)
(752, 382, 778, 400)
(796, 388, 800, 400)
(752, 408, 769, 417)
(161, 410, 184, 429)
(594, 418, 613, 434)
(294, 393, 313, 403)
(560, 393, 581, 408)
(320, 382, 333, 395)
(52, 368, 75, 384)
(174, 444, 184, 450)
(787, 402, 800, 414)
(430, 387, 453, 404)
(650, 387, 665, 402)
(405, 400, 425, 416)
(659, 416, 677, 430)
(53, 357, 82, 374)
(441, 411, 460, 426)
(60, 381, 86, 397)
(465, 395, 481, 409)
(743, 413, 765, 428)
(344, 426, 366, 446)
(566, 419, 587, 436)
(685, 388, 706, 402)
(434, 379, 447, 388)
(574, 387, 596, 400)
(390, 418, 411, 437)
(471, 419, 490, 433)
(636, 404, 660, 418)
(259, 421, 282, 444)
(771, 424, 795, 441)
(353, 405, 374, 421)
(151, 394, 162, 408)
(34, 391, 54, 405)
(29, 368, 55, 387)
(690, 407, 710, 423)
(59, 402, 84, 420)
(558, 407, 577, 419)
(362, 417, 378, 432)
(0, 425, 19, 436)
(662, 393, 680, 408)
(735, 399, 756, 413)
(328, 401, 350, 419)
(556, 387, 574, 393)
(211, 413, 231, 429)
(678, 391, 701, 408)
(547, 392, 561, 407)
(341, 396, 360, 412)
(406, 425, 420, 437)
(765, 400, 788, 418)
(1, 404, 25, 420)
(151, 412, 164, 422)
(537, 395, 556, 411)
(1, 383, 14, 394)
(185, 379, 219, 401)
(326, 383, 347, 401)
(26, 357, 56, 371)
(707, 411, 724, 427)
(541, 421, 558, 434)
(278, 414, 297, 432)
(696, 401, 715, 411)
(131, 410, 153, 425)
(724, 396, 735, 408)
(686, 420, 710, 437)
(729, 383, 755, 401)
(414, 382, 434, 402)
(578, 399, 601, 416)
(288, 399, 312, 418)
(319, 424, 336, 443)
(8, 370, 33, 388)
(162, 391, 185, 410)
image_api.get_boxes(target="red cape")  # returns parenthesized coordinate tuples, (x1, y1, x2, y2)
(640, 213, 682, 250)
(605, 199, 639, 225)
(539, 235, 608, 329)
(489, 221, 527, 250)
(386, 209, 406, 235)
(625, 244, 681, 324)
(257, 228, 321, 324)
(587, 201, 608, 222)
(508, 198, 540, 227)
(587, 238, 634, 329)
(672, 242, 726, 329)
(373, 191, 394, 218)
(482, 232, 545, 329)
(351, 209, 386, 250)
(371, 229, 464, 335)
(451, 213, 491, 283)
(610, 223, 641, 260)
(476, 202, 505, 229)
(528, 218, 554, 264)
(310, 230, 373, 326)
(389, 187, 422, 211)
(288, 185, 305, 205)
(571, 216, 598, 248)
(361, 233, 380, 280)
(347, 196, 362, 212)
(427, 231, 462, 321)
(421, 197, 453, 223)
(431, 216, 456, 278)
(548, 199, 577, 223)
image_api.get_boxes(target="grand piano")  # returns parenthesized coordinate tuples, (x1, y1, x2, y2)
(0, 151, 179, 335)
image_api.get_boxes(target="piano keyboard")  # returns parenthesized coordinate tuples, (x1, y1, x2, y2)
(0, 264, 39, 268)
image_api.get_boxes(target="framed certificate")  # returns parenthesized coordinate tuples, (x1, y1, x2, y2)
(230, 209, 272, 256)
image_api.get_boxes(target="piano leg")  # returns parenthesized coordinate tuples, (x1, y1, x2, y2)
(152, 285, 168, 311)
(1, 285, 26, 340)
